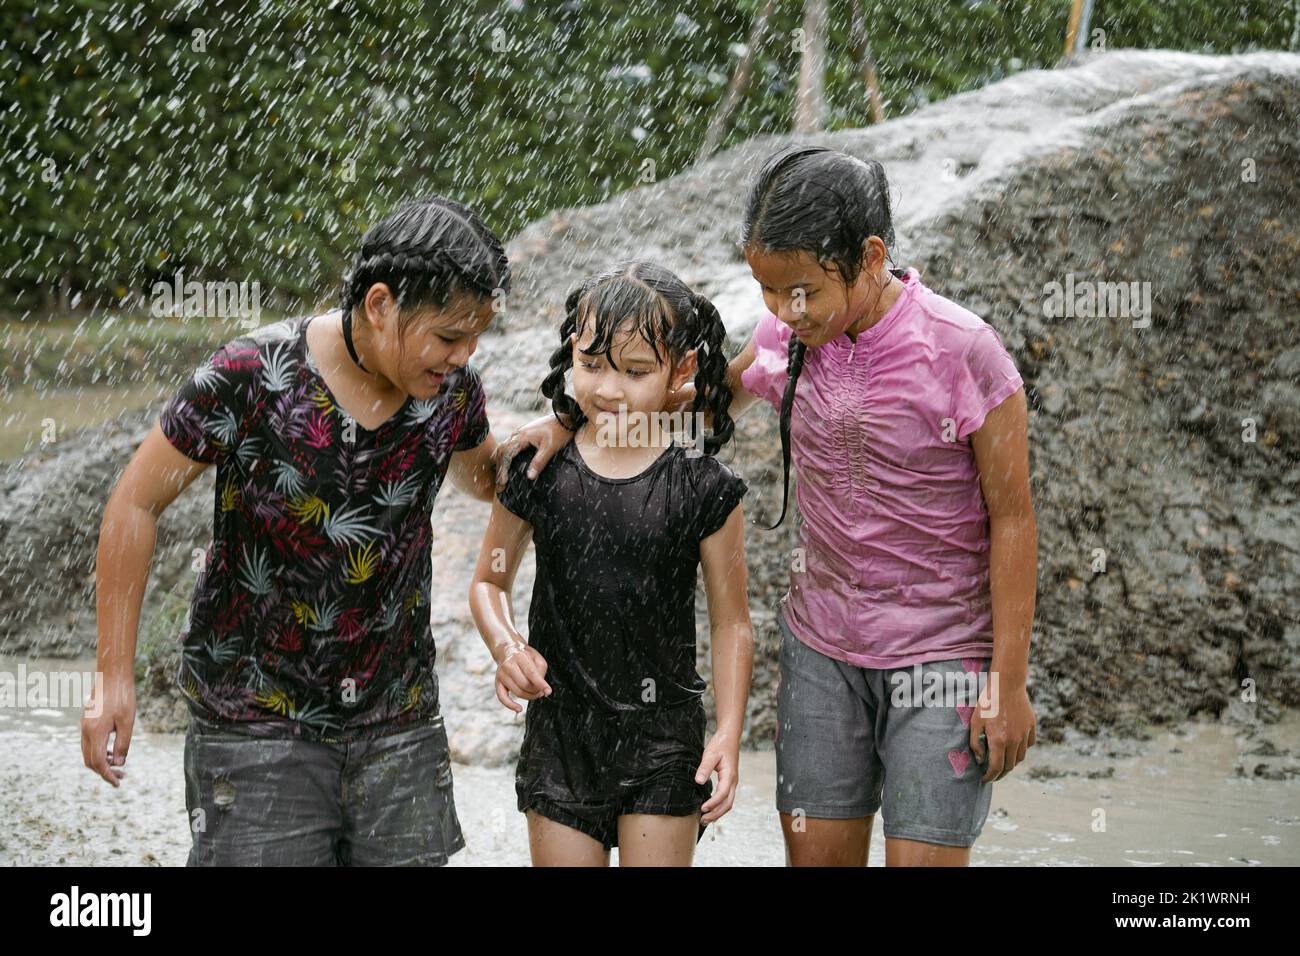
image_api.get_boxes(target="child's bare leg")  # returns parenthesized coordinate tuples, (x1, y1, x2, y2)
(616, 813, 699, 867)
(526, 810, 610, 867)
(885, 837, 970, 867)
(780, 813, 874, 866)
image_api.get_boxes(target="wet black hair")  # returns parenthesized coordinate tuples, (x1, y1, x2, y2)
(740, 144, 898, 530)
(341, 194, 511, 345)
(540, 259, 735, 457)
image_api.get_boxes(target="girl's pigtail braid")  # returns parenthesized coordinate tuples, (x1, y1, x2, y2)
(688, 292, 734, 457)
(764, 332, 807, 530)
(539, 284, 586, 432)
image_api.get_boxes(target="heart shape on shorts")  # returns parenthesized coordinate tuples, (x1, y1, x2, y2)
(948, 748, 970, 776)
(956, 705, 974, 727)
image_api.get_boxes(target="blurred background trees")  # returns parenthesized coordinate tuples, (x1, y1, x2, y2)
(1, 0, 1290, 316)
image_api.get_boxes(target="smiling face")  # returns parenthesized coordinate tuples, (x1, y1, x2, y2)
(569, 306, 695, 441)
(745, 243, 880, 346)
(361, 283, 497, 400)
(396, 298, 497, 399)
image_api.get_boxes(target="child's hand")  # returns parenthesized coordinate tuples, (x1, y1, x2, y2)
(971, 681, 1037, 782)
(696, 730, 740, 824)
(493, 413, 574, 491)
(80, 671, 135, 788)
(493, 641, 552, 712)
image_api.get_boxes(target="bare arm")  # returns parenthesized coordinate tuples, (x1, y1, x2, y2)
(969, 388, 1038, 782)
(467, 499, 551, 711)
(670, 334, 762, 424)
(695, 502, 754, 824)
(83, 423, 210, 786)
(447, 430, 500, 502)
(489, 410, 575, 490)
(723, 335, 762, 420)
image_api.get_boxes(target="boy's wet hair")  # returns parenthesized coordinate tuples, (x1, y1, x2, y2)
(541, 259, 735, 457)
(740, 145, 896, 530)
(341, 194, 511, 343)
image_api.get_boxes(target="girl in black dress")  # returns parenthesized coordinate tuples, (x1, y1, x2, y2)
(470, 260, 754, 866)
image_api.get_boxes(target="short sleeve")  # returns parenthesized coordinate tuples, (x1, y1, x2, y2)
(739, 311, 792, 411)
(452, 365, 491, 451)
(159, 341, 260, 464)
(696, 461, 749, 541)
(496, 445, 540, 524)
(951, 325, 1023, 441)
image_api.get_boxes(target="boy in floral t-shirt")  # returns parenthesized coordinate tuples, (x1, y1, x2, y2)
(84, 196, 512, 866)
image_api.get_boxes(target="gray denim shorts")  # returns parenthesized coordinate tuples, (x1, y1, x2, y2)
(775, 611, 994, 848)
(183, 713, 465, 866)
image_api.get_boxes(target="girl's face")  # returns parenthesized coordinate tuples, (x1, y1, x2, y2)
(364, 285, 496, 400)
(569, 310, 696, 439)
(745, 243, 880, 346)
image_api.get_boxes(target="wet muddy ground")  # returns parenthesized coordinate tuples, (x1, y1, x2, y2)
(6, 656, 1296, 867)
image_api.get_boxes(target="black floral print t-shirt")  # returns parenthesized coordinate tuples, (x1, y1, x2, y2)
(158, 314, 489, 741)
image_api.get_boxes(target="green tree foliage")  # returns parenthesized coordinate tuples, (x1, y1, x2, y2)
(0, 0, 1289, 314)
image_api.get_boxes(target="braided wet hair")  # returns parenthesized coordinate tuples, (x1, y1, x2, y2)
(539, 259, 735, 457)
(340, 194, 511, 344)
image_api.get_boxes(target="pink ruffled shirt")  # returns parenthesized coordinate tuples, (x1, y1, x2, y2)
(741, 267, 1023, 668)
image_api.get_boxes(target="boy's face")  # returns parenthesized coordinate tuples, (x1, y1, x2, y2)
(368, 286, 496, 399)
(745, 246, 868, 347)
(398, 298, 497, 399)
(570, 311, 696, 443)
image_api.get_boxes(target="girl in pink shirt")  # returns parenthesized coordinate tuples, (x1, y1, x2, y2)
(734, 146, 1038, 866)
(500, 145, 1038, 867)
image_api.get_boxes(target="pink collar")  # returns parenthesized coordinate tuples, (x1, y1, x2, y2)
(819, 266, 919, 351)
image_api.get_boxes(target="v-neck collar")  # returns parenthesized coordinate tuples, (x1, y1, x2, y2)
(300, 314, 414, 434)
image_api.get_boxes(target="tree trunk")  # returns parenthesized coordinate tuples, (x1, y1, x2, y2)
(852, 0, 886, 124)
(698, 0, 780, 162)
(794, 0, 829, 134)
(1064, 0, 1085, 56)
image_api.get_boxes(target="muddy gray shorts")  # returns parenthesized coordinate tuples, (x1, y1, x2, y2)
(183, 714, 465, 866)
(775, 611, 994, 848)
